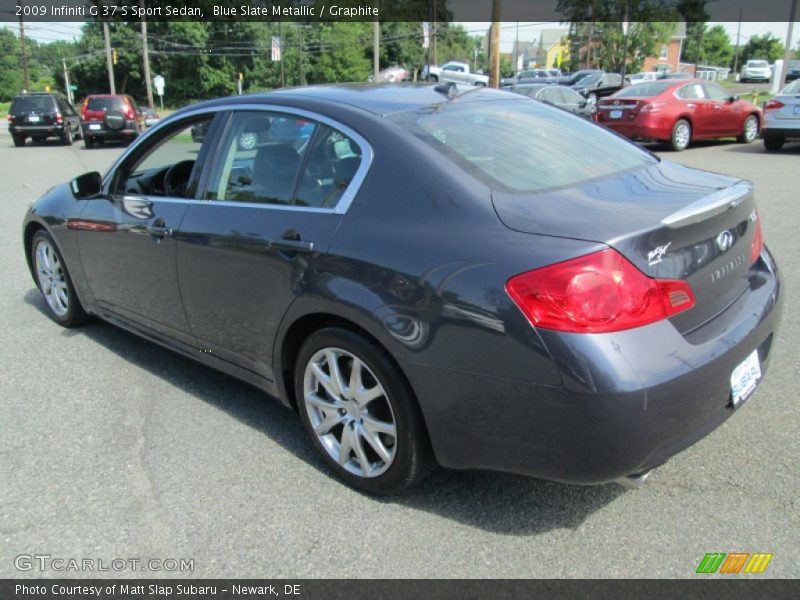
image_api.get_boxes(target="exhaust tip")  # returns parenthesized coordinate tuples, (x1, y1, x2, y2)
(615, 469, 652, 490)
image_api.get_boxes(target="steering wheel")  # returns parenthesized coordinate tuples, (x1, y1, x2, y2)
(163, 160, 196, 198)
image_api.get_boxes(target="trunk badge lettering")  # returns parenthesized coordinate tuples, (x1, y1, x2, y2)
(716, 230, 734, 253)
(648, 242, 672, 266)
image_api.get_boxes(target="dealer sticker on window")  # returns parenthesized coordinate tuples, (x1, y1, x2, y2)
(730, 349, 761, 408)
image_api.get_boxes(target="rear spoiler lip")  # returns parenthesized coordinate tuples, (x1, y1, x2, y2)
(661, 181, 753, 229)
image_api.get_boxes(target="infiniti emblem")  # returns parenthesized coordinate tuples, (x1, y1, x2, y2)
(716, 230, 734, 253)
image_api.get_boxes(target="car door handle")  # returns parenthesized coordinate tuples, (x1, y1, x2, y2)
(268, 229, 314, 253)
(146, 225, 174, 237)
(687, 103, 696, 108)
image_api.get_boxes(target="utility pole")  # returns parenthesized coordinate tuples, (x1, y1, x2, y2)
(373, 16, 380, 80)
(279, 22, 285, 87)
(140, 0, 154, 109)
(62, 59, 73, 105)
(513, 21, 519, 74)
(432, 0, 437, 65)
(489, 1, 501, 88)
(103, 21, 116, 94)
(620, 1, 631, 81)
(779, 0, 797, 86)
(733, 7, 743, 76)
(17, 0, 30, 91)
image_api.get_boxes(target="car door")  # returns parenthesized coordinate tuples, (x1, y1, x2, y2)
(75, 113, 221, 343)
(675, 82, 713, 137)
(703, 82, 740, 136)
(176, 109, 371, 380)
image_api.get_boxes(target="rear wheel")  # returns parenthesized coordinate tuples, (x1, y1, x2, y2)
(295, 327, 434, 494)
(670, 119, 692, 151)
(61, 126, 73, 146)
(12, 134, 25, 147)
(84, 137, 94, 149)
(763, 136, 785, 151)
(738, 115, 759, 143)
(31, 230, 90, 327)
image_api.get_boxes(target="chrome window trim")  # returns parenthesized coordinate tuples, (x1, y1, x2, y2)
(104, 103, 374, 216)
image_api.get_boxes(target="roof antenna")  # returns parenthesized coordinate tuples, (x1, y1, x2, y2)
(433, 81, 459, 100)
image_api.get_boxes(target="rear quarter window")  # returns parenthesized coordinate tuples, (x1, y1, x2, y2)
(391, 99, 655, 193)
(615, 82, 673, 98)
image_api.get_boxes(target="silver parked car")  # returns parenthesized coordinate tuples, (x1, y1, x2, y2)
(740, 59, 771, 83)
(762, 79, 800, 150)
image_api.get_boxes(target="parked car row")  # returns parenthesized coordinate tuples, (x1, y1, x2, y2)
(7, 92, 160, 149)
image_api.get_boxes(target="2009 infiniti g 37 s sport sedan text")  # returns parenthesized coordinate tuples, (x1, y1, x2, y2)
(23, 84, 782, 494)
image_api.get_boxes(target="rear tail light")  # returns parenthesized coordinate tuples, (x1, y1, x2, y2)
(124, 105, 135, 120)
(763, 100, 784, 112)
(640, 102, 665, 113)
(751, 210, 764, 264)
(81, 99, 89, 120)
(56, 113, 63, 123)
(505, 249, 695, 334)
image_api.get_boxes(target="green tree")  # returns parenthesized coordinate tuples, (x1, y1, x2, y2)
(742, 33, 785, 64)
(0, 29, 23, 101)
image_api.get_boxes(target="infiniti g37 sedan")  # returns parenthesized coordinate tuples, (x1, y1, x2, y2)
(23, 84, 782, 494)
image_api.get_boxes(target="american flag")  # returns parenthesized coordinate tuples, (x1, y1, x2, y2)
(271, 36, 282, 62)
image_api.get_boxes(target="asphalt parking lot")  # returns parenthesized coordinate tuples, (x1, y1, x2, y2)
(1, 128, 797, 579)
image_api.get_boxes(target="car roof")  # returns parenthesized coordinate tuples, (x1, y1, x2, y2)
(176, 83, 516, 118)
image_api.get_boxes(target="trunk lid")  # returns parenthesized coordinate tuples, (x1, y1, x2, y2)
(11, 96, 57, 125)
(492, 160, 759, 334)
(770, 93, 800, 120)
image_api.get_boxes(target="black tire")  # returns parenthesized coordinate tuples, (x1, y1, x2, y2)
(104, 110, 126, 131)
(670, 119, 692, 151)
(430, 74, 439, 83)
(61, 126, 73, 146)
(30, 230, 90, 328)
(294, 327, 434, 494)
(84, 137, 94, 149)
(738, 115, 759, 143)
(32, 136, 45, 145)
(12, 134, 25, 147)
(763, 136, 785, 151)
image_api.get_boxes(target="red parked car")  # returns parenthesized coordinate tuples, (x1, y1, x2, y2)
(595, 80, 762, 151)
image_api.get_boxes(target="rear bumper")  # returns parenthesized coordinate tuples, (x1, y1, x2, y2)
(81, 121, 139, 140)
(762, 126, 800, 140)
(8, 124, 66, 137)
(408, 248, 782, 484)
(598, 119, 671, 142)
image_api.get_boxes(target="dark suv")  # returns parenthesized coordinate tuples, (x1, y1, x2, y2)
(80, 94, 144, 148)
(7, 92, 82, 147)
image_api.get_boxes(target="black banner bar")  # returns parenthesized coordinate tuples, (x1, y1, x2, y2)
(2, 579, 800, 600)
(1, 0, 798, 23)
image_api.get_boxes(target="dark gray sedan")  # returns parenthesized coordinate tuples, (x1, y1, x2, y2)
(511, 83, 596, 117)
(22, 84, 782, 494)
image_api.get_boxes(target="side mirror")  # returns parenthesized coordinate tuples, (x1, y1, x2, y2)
(729, 95, 740, 103)
(70, 171, 103, 199)
(579, 99, 588, 108)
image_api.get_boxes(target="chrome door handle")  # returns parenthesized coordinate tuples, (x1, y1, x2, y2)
(687, 103, 696, 108)
(146, 225, 174, 237)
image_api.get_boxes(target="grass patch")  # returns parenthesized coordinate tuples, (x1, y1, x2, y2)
(0, 101, 10, 115)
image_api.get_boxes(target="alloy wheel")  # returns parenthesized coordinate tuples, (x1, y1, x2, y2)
(34, 239, 69, 317)
(744, 117, 758, 143)
(303, 347, 397, 478)
(674, 122, 690, 150)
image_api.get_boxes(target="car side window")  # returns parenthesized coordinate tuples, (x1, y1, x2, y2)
(678, 84, 705, 100)
(206, 111, 363, 210)
(703, 84, 730, 101)
(206, 111, 316, 206)
(114, 116, 214, 198)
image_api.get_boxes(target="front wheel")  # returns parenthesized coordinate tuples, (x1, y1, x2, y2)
(670, 119, 692, 151)
(295, 328, 434, 494)
(31, 230, 89, 327)
(738, 115, 759, 143)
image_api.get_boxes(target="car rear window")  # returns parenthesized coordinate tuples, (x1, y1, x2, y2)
(615, 82, 673, 97)
(87, 97, 124, 111)
(390, 99, 655, 193)
(12, 96, 54, 113)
